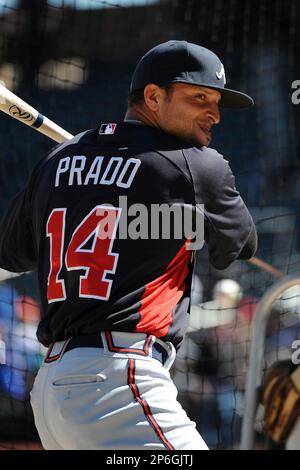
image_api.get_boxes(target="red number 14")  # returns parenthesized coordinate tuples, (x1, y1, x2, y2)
(46, 206, 121, 303)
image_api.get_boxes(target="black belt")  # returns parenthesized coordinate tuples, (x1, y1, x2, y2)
(64, 333, 104, 353)
(63, 333, 169, 365)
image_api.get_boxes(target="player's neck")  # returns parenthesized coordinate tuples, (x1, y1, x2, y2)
(124, 106, 160, 130)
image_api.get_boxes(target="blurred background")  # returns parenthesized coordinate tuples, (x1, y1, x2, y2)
(0, 0, 300, 450)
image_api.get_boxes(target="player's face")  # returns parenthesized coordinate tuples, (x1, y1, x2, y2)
(157, 84, 221, 147)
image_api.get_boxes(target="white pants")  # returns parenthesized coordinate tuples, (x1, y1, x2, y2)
(30, 331, 208, 450)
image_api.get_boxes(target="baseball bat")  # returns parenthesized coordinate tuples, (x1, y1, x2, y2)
(248, 257, 283, 278)
(0, 82, 73, 143)
(0, 83, 285, 280)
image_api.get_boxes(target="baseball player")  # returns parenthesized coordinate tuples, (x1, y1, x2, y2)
(0, 40, 257, 450)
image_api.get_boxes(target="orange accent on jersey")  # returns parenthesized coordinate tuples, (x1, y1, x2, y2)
(128, 359, 174, 450)
(136, 241, 191, 338)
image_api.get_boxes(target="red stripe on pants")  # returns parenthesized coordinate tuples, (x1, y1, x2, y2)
(128, 359, 174, 450)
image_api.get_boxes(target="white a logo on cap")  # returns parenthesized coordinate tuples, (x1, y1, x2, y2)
(216, 63, 226, 84)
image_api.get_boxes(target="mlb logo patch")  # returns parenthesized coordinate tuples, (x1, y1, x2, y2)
(99, 123, 117, 135)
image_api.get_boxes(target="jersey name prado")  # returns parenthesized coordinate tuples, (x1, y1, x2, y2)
(55, 155, 141, 188)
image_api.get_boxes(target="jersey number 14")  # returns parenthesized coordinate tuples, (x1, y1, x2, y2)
(46, 205, 121, 303)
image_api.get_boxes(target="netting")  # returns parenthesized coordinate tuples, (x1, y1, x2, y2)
(0, 0, 300, 450)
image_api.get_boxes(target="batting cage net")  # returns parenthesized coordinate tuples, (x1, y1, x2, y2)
(0, 0, 300, 450)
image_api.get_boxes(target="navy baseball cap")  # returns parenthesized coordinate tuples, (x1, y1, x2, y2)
(130, 40, 254, 109)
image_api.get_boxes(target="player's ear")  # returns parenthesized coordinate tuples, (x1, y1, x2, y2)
(143, 84, 163, 112)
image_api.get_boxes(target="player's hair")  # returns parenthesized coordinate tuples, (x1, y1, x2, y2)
(127, 84, 175, 107)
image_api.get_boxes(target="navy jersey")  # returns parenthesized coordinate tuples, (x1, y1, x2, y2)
(0, 122, 254, 349)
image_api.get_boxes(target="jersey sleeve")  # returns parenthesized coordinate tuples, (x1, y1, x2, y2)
(183, 147, 255, 270)
(0, 182, 37, 273)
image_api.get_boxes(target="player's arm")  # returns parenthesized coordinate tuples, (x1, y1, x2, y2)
(203, 159, 256, 269)
(236, 223, 257, 260)
(0, 184, 37, 272)
(183, 147, 256, 269)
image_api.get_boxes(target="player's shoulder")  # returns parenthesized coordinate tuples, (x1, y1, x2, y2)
(25, 129, 94, 188)
(46, 129, 94, 160)
(184, 145, 227, 166)
(183, 145, 230, 186)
